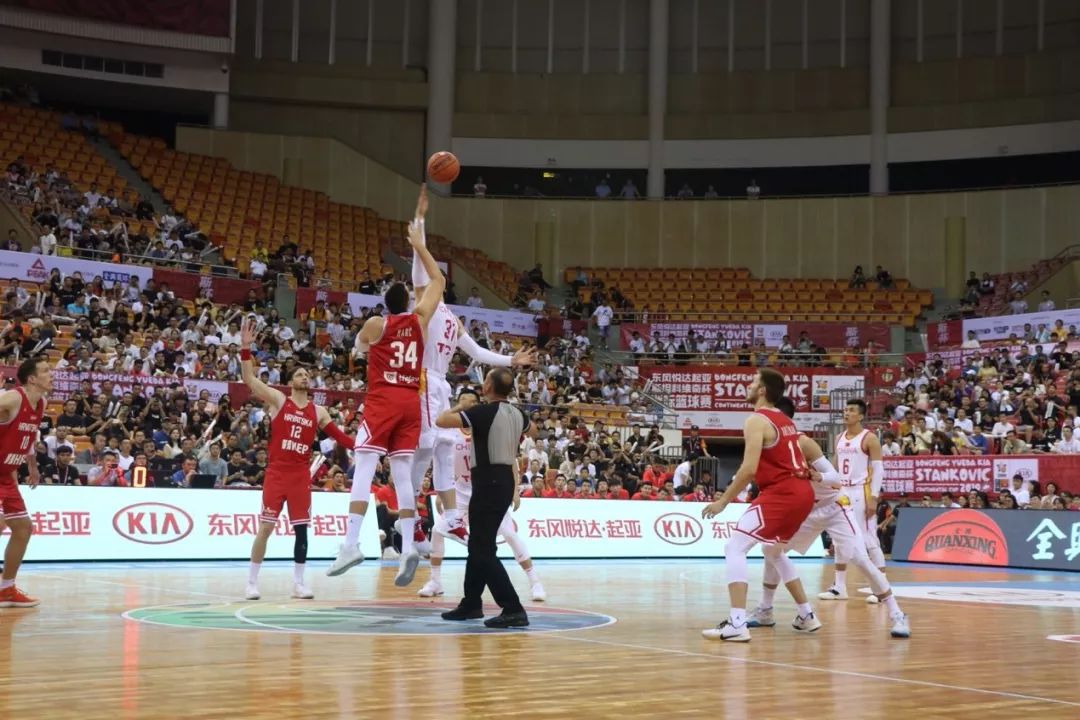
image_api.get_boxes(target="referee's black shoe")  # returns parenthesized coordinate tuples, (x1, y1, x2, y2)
(483, 611, 529, 629)
(441, 605, 484, 621)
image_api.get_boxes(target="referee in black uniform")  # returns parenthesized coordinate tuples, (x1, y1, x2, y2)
(435, 367, 533, 628)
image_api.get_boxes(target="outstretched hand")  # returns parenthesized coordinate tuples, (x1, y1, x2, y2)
(239, 315, 257, 351)
(414, 183, 428, 221)
(511, 345, 538, 368)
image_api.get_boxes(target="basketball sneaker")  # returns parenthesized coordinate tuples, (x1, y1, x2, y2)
(244, 584, 260, 601)
(381, 546, 400, 560)
(0, 585, 39, 608)
(702, 619, 751, 642)
(889, 612, 911, 638)
(792, 613, 823, 633)
(395, 548, 420, 587)
(326, 543, 365, 577)
(291, 583, 315, 600)
(865, 594, 880, 604)
(530, 583, 547, 602)
(434, 516, 469, 546)
(746, 605, 776, 628)
(817, 586, 849, 600)
(417, 579, 444, 597)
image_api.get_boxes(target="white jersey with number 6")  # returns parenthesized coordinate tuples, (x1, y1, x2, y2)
(835, 429, 871, 487)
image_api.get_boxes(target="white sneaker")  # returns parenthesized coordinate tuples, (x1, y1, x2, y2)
(244, 583, 260, 600)
(434, 515, 469, 546)
(890, 612, 911, 638)
(702, 619, 751, 642)
(381, 546, 400, 560)
(326, 543, 365, 577)
(395, 549, 420, 587)
(865, 594, 880, 604)
(792, 612, 823, 633)
(291, 583, 314, 600)
(530, 583, 547, 602)
(417, 579, 444, 597)
(746, 605, 776, 628)
(817, 586, 849, 600)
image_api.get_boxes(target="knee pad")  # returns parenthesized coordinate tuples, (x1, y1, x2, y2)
(432, 438, 456, 493)
(293, 524, 309, 563)
(724, 532, 756, 585)
(389, 455, 416, 511)
(349, 451, 380, 503)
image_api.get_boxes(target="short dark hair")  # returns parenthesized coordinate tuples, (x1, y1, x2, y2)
(758, 368, 785, 405)
(384, 282, 410, 314)
(16, 356, 46, 385)
(489, 367, 514, 397)
(847, 399, 867, 417)
(458, 387, 481, 403)
(774, 396, 796, 419)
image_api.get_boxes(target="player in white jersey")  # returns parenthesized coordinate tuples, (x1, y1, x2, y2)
(416, 413, 546, 601)
(405, 186, 536, 546)
(818, 398, 891, 603)
(743, 398, 910, 638)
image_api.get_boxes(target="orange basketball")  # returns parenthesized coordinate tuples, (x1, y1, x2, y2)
(427, 151, 460, 184)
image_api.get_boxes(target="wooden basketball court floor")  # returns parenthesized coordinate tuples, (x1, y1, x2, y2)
(0, 558, 1077, 720)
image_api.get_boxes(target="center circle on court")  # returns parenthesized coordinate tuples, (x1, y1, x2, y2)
(122, 599, 616, 635)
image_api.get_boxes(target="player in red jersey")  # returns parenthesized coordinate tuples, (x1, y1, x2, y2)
(700, 368, 820, 642)
(328, 198, 445, 586)
(238, 317, 355, 601)
(0, 357, 52, 608)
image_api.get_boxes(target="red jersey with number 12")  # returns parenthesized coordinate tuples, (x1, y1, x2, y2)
(0, 387, 45, 481)
(754, 406, 807, 491)
(268, 397, 318, 468)
(368, 313, 424, 396)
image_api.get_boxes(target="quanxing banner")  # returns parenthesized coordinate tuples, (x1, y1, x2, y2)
(927, 308, 1080, 350)
(8, 486, 381, 562)
(893, 507, 1080, 572)
(636, 365, 864, 436)
(435, 498, 825, 560)
(294, 288, 538, 337)
(0, 249, 153, 287)
(882, 455, 1080, 496)
(620, 321, 890, 350)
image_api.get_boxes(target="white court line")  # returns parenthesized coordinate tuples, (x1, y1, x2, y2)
(545, 634, 1080, 710)
(33, 572, 238, 601)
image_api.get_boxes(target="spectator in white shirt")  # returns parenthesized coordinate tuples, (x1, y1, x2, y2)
(83, 183, 101, 208)
(954, 409, 974, 434)
(960, 331, 981, 349)
(39, 226, 57, 255)
(746, 179, 761, 199)
(1007, 475, 1030, 507)
(527, 293, 546, 313)
(465, 287, 484, 308)
(628, 331, 646, 354)
(592, 302, 613, 349)
(473, 176, 487, 197)
(619, 179, 640, 199)
(1008, 292, 1029, 315)
(991, 414, 1015, 438)
(249, 257, 267, 279)
(672, 459, 694, 489)
(1037, 291, 1055, 312)
(1053, 426, 1080, 453)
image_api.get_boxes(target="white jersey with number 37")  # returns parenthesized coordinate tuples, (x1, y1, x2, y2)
(835, 429, 871, 487)
(423, 302, 460, 379)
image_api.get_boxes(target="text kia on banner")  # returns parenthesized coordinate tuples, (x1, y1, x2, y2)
(893, 507, 1080, 572)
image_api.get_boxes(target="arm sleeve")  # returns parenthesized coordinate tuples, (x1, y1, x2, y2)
(811, 456, 844, 487)
(870, 460, 885, 496)
(410, 219, 430, 288)
(458, 329, 512, 367)
(323, 422, 353, 449)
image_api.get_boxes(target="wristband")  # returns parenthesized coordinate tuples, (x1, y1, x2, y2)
(240, 349, 252, 361)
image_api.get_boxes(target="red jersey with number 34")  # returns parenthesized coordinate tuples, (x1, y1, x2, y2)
(0, 387, 45, 482)
(268, 397, 318, 469)
(754, 406, 807, 491)
(367, 313, 424, 396)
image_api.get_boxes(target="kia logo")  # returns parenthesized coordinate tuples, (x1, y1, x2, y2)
(653, 513, 703, 545)
(112, 502, 194, 545)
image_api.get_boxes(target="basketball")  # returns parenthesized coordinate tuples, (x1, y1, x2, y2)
(427, 151, 460, 184)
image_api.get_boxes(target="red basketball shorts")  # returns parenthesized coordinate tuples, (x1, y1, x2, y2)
(354, 389, 421, 456)
(735, 480, 814, 544)
(260, 466, 312, 526)
(0, 480, 27, 521)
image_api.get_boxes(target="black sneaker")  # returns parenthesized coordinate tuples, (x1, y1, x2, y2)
(441, 605, 484, 621)
(483, 611, 530, 629)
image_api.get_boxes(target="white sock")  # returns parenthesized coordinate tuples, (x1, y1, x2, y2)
(834, 569, 847, 588)
(884, 594, 901, 615)
(431, 565, 442, 582)
(344, 512, 364, 546)
(248, 562, 261, 585)
(730, 607, 746, 626)
(0, 579, 14, 590)
(761, 586, 776, 608)
(400, 517, 416, 555)
(293, 562, 305, 585)
(525, 566, 540, 584)
(797, 602, 813, 617)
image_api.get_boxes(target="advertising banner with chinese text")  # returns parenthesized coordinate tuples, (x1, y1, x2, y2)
(152, 267, 263, 306)
(0, 249, 153, 287)
(879, 455, 1080, 496)
(620, 322, 890, 349)
(926, 309, 1080, 350)
(636, 365, 865, 436)
(893, 507, 1080, 572)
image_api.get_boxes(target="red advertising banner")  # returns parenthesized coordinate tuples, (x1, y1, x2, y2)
(183, 378, 364, 413)
(153, 268, 263, 307)
(882, 454, 1080, 496)
(635, 365, 865, 436)
(926, 320, 964, 350)
(620, 321, 890, 350)
(18, 369, 182, 401)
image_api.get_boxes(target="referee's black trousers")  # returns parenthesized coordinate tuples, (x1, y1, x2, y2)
(462, 466, 524, 614)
